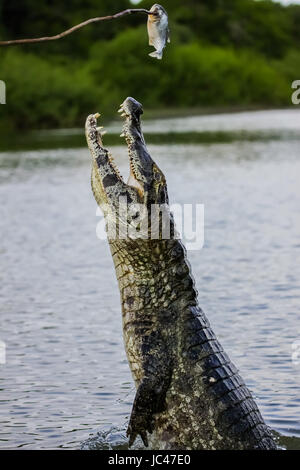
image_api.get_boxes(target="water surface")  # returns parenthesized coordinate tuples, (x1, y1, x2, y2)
(0, 110, 299, 449)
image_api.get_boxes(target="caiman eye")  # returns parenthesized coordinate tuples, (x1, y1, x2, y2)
(154, 172, 161, 182)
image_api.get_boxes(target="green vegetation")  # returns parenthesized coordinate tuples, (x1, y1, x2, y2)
(0, 0, 299, 131)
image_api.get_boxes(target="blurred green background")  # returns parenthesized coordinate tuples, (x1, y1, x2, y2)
(0, 0, 299, 132)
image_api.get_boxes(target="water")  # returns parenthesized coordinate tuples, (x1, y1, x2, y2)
(0, 110, 300, 449)
(108, 108, 300, 134)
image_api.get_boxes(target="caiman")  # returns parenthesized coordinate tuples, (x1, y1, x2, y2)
(85, 97, 277, 450)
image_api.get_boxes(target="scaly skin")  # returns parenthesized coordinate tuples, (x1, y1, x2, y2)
(85, 97, 277, 450)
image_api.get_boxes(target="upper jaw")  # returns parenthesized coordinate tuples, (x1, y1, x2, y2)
(118, 97, 143, 121)
(118, 98, 144, 144)
(117, 100, 148, 187)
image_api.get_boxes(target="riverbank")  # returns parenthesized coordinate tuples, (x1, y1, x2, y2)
(1, 108, 299, 152)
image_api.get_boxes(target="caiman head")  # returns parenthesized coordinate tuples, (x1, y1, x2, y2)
(85, 97, 173, 241)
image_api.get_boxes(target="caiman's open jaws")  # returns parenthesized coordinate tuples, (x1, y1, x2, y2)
(85, 97, 168, 212)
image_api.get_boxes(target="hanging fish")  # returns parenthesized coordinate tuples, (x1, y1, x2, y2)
(147, 4, 170, 60)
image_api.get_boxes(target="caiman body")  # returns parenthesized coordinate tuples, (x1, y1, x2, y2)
(85, 98, 277, 450)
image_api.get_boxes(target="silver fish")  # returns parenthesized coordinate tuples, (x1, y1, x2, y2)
(147, 4, 170, 60)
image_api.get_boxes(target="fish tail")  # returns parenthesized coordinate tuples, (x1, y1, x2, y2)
(149, 50, 163, 60)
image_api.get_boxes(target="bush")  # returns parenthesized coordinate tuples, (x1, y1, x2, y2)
(0, 27, 294, 132)
(0, 49, 100, 130)
(89, 29, 291, 111)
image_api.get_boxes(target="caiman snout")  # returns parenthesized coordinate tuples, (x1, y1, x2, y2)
(86, 97, 167, 208)
(118, 97, 143, 120)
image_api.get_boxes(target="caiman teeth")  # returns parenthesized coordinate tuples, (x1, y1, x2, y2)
(130, 159, 140, 181)
(108, 152, 122, 180)
(118, 106, 130, 119)
(96, 126, 106, 137)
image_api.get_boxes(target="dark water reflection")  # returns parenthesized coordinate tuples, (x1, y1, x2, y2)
(0, 135, 299, 449)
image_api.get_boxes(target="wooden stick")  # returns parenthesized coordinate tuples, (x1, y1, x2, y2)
(0, 8, 156, 46)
